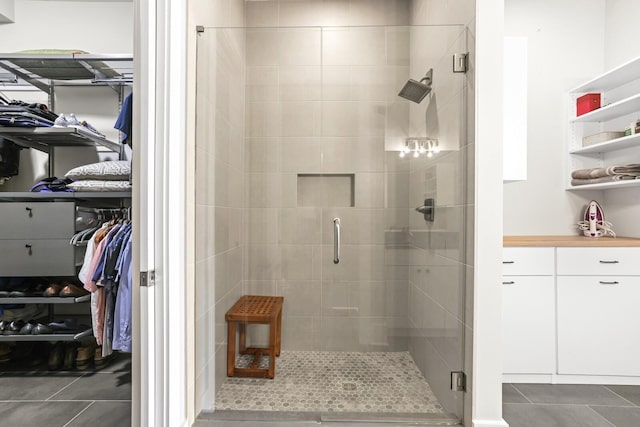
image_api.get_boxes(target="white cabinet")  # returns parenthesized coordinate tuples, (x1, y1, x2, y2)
(503, 242, 640, 384)
(557, 275, 640, 376)
(502, 247, 555, 375)
(556, 247, 640, 377)
(567, 56, 640, 190)
(503, 276, 555, 374)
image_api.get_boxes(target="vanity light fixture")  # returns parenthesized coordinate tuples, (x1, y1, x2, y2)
(399, 138, 439, 159)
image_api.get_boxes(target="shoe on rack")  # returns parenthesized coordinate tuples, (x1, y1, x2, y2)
(0, 320, 8, 333)
(81, 120, 105, 138)
(19, 322, 36, 335)
(75, 341, 96, 370)
(30, 282, 47, 296)
(63, 343, 77, 370)
(3, 320, 25, 335)
(53, 113, 68, 127)
(43, 282, 63, 297)
(59, 283, 89, 298)
(31, 323, 53, 335)
(94, 346, 110, 370)
(48, 342, 64, 370)
(8, 291, 26, 298)
(48, 318, 79, 331)
(66, 113, 82, 127)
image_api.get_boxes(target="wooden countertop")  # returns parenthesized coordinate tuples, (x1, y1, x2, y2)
(504, 235, 640, 247)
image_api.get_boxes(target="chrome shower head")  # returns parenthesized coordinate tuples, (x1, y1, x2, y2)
(398, 69, 433, 103)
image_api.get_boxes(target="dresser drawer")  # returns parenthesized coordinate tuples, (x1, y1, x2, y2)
(0, 239, 75, 276)
(503, 247, 555, 275)
(0, 202, 74, 239)
(557, 247, 640, 276)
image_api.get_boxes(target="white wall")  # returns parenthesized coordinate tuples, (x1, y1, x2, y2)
(503, 0, 606, 235)
(0, 0, 133, 191)
(0, 0, 132, 53)
(602, 0, 640, 238)
(604, 0, 640, 70)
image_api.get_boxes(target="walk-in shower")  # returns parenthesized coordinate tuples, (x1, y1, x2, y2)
(398, 68, 433, 103)
(194, 10, 473, 426)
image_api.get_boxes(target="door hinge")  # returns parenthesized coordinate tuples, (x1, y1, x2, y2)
(140, 270, 156, 287)
(453, 53, 468, 73)
(196, 25, 205, 33)
(451, 371, 466, 392)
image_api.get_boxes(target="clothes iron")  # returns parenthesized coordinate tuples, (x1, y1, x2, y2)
(577, 200, 616, 238)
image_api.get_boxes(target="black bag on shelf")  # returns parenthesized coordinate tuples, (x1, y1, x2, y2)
(0, 138, 21, 178)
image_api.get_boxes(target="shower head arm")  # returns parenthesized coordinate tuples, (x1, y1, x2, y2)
(420, 69, 433, 86)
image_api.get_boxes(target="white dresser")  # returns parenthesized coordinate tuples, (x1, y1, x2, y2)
(503, 236, 640, 385)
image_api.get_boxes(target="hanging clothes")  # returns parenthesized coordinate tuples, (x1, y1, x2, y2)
(77, 215, 132, 354)
(112, 238, 132, 352)
(114, 93, 132, 146)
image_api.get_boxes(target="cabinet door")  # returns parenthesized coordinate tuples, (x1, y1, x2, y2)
(557, 276, 640, 376)
(502, 276, 555, 374)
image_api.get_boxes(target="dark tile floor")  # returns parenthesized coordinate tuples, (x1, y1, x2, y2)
(504, 383, 640, 427)
(0, 351, 131, 427)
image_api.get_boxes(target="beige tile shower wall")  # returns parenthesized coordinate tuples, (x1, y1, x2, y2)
(243, 0, 412, 352)
(405, 1, 475, 419)
(194, 25, 246, 411)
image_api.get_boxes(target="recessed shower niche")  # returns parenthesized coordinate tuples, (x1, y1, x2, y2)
(297, 174, 355, 207)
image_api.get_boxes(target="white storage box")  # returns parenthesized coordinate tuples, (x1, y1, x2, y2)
(582, 131, 625, 147)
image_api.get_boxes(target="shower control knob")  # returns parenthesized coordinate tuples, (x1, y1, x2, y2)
(415, 198, 435, 222)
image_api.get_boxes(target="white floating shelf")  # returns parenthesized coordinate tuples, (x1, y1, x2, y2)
(570, 93, 640, 123)
(570, 133, 640, 154)
(570, 56, 640, 93)
(566, 180, 640, 191)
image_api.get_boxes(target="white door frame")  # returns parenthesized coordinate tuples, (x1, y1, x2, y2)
(133, 0, 189, 426)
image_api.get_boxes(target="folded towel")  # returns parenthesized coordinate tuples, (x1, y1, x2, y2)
(571, 164, 640, 179)
(571, 175, 637, 186)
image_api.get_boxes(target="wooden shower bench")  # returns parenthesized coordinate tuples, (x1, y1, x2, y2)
(226, 295, 283, 379)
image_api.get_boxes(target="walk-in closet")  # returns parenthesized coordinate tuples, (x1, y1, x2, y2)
(0, 1, 133, 426)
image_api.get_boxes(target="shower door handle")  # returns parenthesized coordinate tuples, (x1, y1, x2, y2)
(333, 218, 341, 264)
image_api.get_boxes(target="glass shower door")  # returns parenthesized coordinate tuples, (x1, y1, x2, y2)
(195, 22, 471, 424)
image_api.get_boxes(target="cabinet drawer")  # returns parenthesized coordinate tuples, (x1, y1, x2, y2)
(503, 247, 554, 275)
(557, 247, 640, 275)
(0, 202, 74, 239)
(0, 239, 75, 276)
(557, 276, 640, 376)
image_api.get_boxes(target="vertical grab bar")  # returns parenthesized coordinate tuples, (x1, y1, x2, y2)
(333, 218, 341, 264)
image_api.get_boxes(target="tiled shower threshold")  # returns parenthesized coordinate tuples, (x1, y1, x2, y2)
(197, 410, 461, 426)
(198, 351, 461, 426)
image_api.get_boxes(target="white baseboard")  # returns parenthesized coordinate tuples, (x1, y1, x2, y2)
(503, 373, 640, 385)
(473, 419, 509, 427)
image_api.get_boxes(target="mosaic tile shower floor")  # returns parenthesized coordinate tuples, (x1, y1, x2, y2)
(215, 351, 445, 414)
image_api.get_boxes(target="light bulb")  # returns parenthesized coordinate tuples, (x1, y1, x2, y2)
(399, 151, 405, 158)
(427, 151, 433, 158)
(419, 144, 427, 154)
(413, 150, 420, 158)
